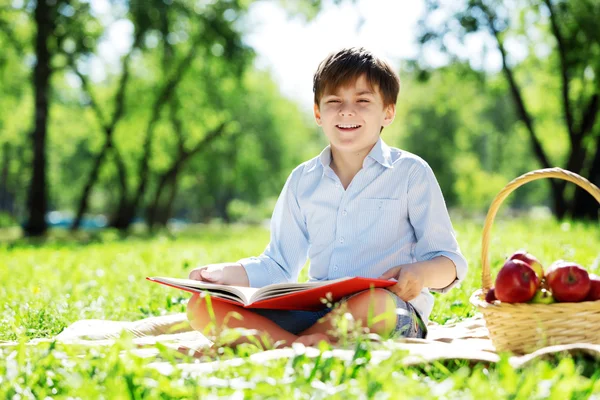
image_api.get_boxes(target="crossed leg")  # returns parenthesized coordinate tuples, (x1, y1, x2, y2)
(186, 288, 399, 350)
(296, 288, 398, 344)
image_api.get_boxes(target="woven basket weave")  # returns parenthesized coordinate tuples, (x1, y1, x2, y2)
(469, 167, 600, 354)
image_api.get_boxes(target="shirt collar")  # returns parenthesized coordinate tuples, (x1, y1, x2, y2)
(317, 137, 394, 171)
(367, 138, 393, 168)
(318, 145, 332, 168)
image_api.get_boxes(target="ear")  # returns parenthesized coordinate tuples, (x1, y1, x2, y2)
(313, 103, 322, 126)
(382, 104, 396, 127)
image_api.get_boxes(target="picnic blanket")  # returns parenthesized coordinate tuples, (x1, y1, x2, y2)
(2, 313, 600, 374)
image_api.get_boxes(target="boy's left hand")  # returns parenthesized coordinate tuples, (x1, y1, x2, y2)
(378, 264, 425, 302)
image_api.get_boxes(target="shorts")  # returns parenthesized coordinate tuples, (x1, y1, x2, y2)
(252, 290, 428, 339)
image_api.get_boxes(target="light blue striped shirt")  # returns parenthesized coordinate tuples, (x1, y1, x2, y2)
(238, 138, 468, 323)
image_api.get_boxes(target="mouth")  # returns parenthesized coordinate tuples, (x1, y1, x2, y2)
(335, 124, 362, 132)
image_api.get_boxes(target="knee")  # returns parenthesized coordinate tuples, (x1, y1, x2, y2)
(347, 289, 397, 337)
(186, 294, 213, 332)
(186, 294, 244, 334)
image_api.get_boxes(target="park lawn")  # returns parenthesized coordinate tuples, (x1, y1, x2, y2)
(1, 218, 599, 398)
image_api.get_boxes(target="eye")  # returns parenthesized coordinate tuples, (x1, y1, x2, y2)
(327, 99, 341, 103)
(358, 99, 370, 103)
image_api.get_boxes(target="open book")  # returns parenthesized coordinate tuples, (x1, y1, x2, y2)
(147, 276, 396, 311)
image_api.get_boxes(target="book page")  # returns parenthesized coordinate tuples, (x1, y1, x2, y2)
(150, 277, 259, 305)
(250, 277, 351, 303)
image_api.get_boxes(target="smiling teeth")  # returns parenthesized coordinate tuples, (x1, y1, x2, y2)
(338, 124, 360, 128)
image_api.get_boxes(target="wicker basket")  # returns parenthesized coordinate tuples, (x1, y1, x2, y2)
(469, 167, 600, 354)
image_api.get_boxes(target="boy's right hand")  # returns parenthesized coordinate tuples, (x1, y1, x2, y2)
(188, 262, 250, 287)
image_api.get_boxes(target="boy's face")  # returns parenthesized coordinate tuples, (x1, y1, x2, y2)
(314, 74, 395, 156)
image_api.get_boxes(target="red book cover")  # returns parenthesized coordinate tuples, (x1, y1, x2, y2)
(147, 276, 396, 311)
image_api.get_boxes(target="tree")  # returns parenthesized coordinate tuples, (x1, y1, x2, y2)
(2, 1, 100, 236)
(24, 0, 54, 236)
(67, 0, 253, 231)
(418, 0, 600, 219)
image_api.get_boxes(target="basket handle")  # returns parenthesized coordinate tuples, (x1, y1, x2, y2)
(481, 167, 600, 291)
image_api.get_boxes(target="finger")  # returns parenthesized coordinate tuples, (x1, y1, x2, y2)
(390, 280, 410, 298)
(378, 266, 401, 280)
(394, 279, 408, 293)
(405, 290, 419, 301)
(406, 291, 418, 301)
(200, 268, 223, 283)
(394, 289, 413, 302)
(188, 267, 207, 280)
(387, 283, 404, 298)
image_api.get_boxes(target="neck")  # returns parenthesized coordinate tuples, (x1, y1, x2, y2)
(329, 142, 377, 178)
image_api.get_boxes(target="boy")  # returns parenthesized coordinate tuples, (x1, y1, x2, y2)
(187, 47, 468, 347)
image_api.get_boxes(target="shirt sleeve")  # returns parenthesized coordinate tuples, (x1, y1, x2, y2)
(236, 166, 310, 288)
(407, 160, 468, 293)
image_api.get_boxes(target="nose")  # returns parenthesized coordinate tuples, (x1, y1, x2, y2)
(338, 103, 355, 117)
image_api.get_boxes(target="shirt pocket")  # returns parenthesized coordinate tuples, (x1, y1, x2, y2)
(357, 198, 403, 250)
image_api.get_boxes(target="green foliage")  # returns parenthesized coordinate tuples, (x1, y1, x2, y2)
(416, 0, 600, 219)
(389, 63, 542, 211)
(0, 211, 16, 228)
(4, 0, 596, 228)
(227, 197, 277, 225)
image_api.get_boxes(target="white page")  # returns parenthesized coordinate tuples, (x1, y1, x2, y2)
(250, 277, 351, 303)
(151, 276, 354, 306)
(151, 277, 259, 305)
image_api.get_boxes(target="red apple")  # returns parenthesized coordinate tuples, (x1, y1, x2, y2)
(545, 261, 591, 302)
(508, 250, 544, 279)
(585, 274, 600, 301)
(495, 259, 540, 303)
(485, 287, 497, 304)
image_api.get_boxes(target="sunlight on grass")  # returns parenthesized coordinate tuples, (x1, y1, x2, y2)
(1, 218, 599, 397)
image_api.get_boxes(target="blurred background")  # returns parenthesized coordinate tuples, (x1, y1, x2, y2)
(0, 0, 598, 238)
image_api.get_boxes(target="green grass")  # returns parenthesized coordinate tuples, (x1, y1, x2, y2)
(1, 218, 600, 398)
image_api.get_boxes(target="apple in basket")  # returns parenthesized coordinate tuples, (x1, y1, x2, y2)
(530, 288, 556, 304)
(545, 260, 591, 302)
(485, 287, 497, 303)
(494, 259, 540, 303)
(508, 250, 544, 279)
(584, 274, 600, 301)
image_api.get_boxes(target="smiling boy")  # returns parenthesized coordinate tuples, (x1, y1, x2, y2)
(187, 47, 468, 347)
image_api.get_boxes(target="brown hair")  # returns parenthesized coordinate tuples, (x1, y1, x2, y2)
(313, 47, 400, 107)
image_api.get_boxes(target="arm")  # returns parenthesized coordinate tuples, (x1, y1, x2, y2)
(379, 256, 457, 301)
(379, 160, 468, 301)
(408, 256, 457, 289)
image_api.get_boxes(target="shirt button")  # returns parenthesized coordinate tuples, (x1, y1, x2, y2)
(339, 237, 344, 243)
(334, 265, 339, 271)
(342, 210, 347, 216)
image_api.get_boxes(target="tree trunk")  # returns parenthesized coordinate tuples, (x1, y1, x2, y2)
(154, 175, 179, 228)
(24, 0, 54, 236)
(111, 202, 135, 230)
(71, 141, 111, 231)
(0, 142, 10, 212)
(147, 167, 179, 230)
(13, 143, 27, 220)
(161, 176, 179, 225)
(571, 137, 600, 220)
(108, 147, 131, 229)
